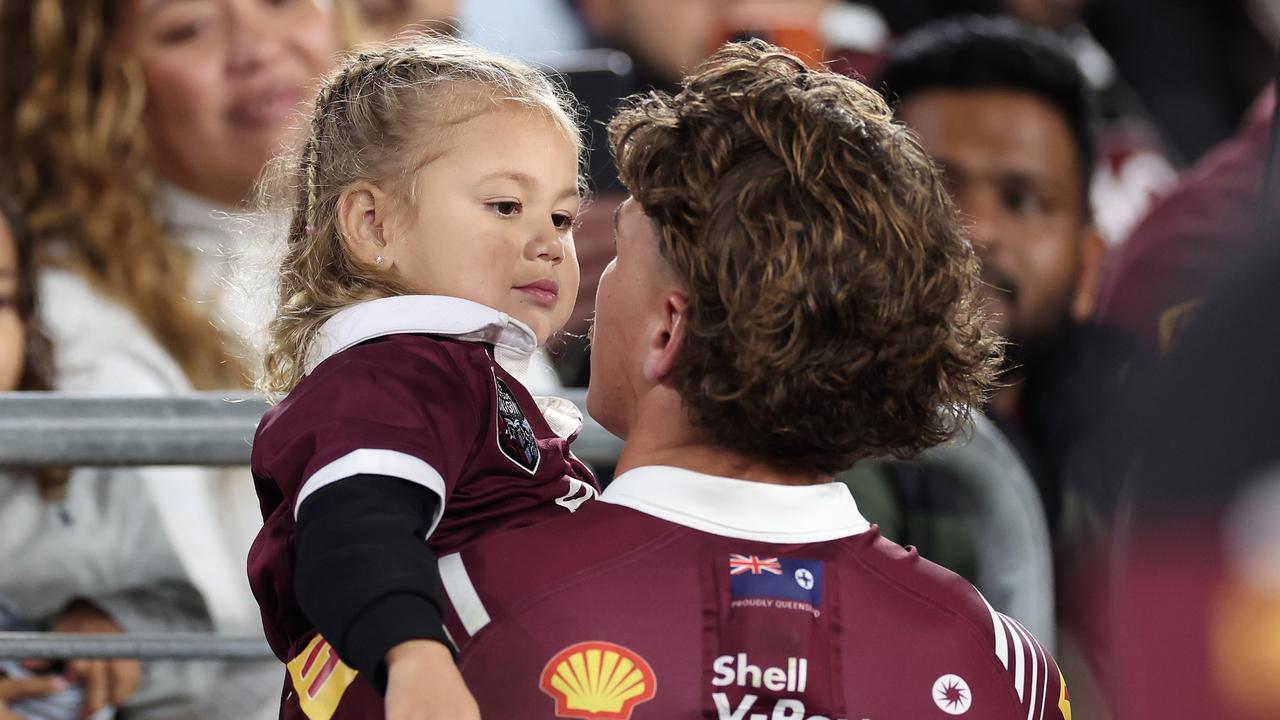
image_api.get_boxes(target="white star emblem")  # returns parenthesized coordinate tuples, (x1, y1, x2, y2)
(794, 568, 815, 590)
(932, 674, 972, 715)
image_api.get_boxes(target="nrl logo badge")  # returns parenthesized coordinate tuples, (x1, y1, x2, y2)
(495, 376, 540, 474)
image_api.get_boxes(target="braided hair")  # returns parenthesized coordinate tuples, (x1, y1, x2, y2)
(258, 37, 581, 396)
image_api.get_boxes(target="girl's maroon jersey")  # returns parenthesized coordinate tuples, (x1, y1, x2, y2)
(247, 296, 598, 669)
(445, 467, 1070, 720)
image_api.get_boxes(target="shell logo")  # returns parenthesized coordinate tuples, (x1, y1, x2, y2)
(539, 641, 657, 719)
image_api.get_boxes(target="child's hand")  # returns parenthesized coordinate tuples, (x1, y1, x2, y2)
(385, 639, 480, 720)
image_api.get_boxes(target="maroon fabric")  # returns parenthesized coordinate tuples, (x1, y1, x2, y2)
(1094, 86, 1275, 349)
(247, 333, 597, 668)
(451, 502, 1068, 720)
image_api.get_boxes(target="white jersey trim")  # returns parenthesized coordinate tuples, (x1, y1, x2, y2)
(294, 449, 447, 540)
(306, 295, 538, 378)
(978, 591, 1011, 670)
(600, 465, 872, 543)
(1002, 614, 1026, 702)
(304, 295, 583, 438)
(440, 553, 491, 637)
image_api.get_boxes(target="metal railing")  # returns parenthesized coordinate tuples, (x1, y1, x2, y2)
(0, 390, 622, 468)
(0, 391, 1050, 658)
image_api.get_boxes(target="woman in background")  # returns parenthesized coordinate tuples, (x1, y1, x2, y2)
(0, 198, 213, 720)
(0, 3, 337, 718)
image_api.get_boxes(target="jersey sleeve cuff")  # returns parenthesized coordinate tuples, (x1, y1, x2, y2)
(343, 592, 454, 694)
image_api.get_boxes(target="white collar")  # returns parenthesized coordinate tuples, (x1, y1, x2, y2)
(307, 295, 538, 377)
(600, 465, 871, 543)
(305, 296, 583, 438)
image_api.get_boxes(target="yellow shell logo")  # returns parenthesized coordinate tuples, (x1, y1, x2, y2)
(539, 641, 657, 719)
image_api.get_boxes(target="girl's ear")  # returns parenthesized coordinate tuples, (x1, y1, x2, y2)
(336, 181, 392, 267)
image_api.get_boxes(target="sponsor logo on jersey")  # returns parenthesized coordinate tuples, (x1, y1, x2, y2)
(708, 653, 847, 720)
(286, 635, 358, 720)
(494, 375, 540, 474)
(540, 641, 656, 719)
(932, 674, 972, 715)
(712, 654, 808, 692)
(1057, 668, 1072, 720)
(729, 555, 824, 617)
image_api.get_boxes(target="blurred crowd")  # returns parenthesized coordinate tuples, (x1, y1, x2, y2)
(1, 0, 1277, 718)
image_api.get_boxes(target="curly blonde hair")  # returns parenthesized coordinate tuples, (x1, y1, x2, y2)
(609, 41, 1001, 474)
(0, 0, 240, 389)
(258, 37, 580, 396)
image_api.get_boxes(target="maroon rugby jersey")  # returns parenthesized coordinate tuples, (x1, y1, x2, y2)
(247, 297, 598, 683)
(446, 466, 1070, 720)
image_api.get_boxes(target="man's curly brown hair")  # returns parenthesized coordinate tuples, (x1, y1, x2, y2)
(608, 40, 1001, 474)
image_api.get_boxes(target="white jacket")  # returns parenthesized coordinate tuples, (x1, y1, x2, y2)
(0, 468, 213, 719)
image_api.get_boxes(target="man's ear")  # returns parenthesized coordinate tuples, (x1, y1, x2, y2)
(642, 292, 688, 383)
(336, 181, 392, 267)
(1071, 224, 1106, 322)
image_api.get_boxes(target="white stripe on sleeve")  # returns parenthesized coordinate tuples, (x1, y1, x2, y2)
(979, 592, 1010, 670)
(1009, 617, 1041, 720)
(439, 552, 491, 637)
(295, 449, 447, 540)
(1001, 614, 1026, 702)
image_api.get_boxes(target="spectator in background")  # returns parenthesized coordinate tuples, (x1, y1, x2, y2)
(0, 2, 337, 718)
(0, 199, 215, 720)
(996, 0, 1185, 246)
(0, 0, 336, 380)
(878, 15, 1140, 530)
(877, 17, 1145, 715)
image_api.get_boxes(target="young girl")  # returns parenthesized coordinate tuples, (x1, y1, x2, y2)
(247, 39, 598, 719)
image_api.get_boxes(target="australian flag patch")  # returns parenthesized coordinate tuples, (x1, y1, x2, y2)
(728, 555, 824, 617)
(494, 376, 540, 474)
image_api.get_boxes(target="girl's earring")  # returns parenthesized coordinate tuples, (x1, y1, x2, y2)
(375, 255, 384, 266)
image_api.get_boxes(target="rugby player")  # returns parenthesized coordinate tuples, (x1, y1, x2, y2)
(433, 41, 1071, 720)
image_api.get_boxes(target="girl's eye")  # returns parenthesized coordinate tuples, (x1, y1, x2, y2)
(552, 212, 575, 230)
(490, 201, 522, 217)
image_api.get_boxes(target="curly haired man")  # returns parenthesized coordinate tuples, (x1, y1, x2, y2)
(441, 41, 1070, 720)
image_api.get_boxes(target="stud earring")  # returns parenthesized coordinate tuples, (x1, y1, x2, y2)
(375, 256, 384, 266)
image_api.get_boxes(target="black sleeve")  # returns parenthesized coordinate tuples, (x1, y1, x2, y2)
(295, 473, 451, 693)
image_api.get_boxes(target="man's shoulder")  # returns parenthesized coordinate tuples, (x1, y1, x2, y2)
(845, 530, 999, 631)
(842, 533, 1070, 718)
